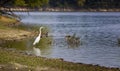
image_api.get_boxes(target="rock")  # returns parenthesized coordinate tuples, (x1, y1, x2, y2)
(65, 33, 80, 47)
(117, 38, 120, 44)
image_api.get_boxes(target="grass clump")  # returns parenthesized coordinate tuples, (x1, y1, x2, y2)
(0, 16, 16, 25)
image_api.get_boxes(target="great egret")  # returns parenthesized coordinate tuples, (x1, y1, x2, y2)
(32, 27, 43, 56)
(33, 27, 44, 45)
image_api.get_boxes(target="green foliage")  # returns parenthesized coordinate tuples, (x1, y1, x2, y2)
(24, 0, 49, 8)
(0, 0, 120, 9)
(49, 0, 85, 8)
(77, 0, 85, 6)
(26, 0, 41, 7)
(85, 0, 120, 8)
(14, 0, 26, 6)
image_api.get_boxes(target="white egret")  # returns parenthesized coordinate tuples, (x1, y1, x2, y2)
(32, 27, 44, 56)
(33, 27, 44, 45)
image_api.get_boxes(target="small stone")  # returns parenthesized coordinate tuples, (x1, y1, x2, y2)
(15, 67, 18, 70)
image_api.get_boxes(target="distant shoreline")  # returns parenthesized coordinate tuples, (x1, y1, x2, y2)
(1, 7, 120, 12)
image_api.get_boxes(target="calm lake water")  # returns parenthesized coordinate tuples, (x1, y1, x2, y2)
(15, 12, 120, 68)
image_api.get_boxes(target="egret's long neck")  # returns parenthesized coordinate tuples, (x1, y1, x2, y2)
(39, 29, 42, 36)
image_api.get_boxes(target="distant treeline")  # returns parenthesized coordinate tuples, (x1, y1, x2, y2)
(0, 0, 120, 9)
(84, 0, 120, 9)
(49, 0, 120, 9)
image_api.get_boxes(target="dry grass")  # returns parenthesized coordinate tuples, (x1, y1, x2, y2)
(0, 28, 32, 40)
(0, 16, 16, 25)
(0, 16, 33, 40)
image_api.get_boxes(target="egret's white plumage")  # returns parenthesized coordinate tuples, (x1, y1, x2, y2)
(33, 27, 43, 45)
(33, 47, 41, 56)
(32, 27, 43, 56)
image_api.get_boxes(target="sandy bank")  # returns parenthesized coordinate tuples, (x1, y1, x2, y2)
(0, 16, 33, 40)
(0, 29, 32, 40)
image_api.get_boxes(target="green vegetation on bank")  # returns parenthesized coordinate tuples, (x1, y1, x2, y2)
(0, 16, 16, 25)
(0, 48, 120, 71)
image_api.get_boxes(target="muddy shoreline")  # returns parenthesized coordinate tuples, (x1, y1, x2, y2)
(1, 7, 120, 12)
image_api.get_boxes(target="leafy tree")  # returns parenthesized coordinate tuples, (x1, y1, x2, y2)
(25, 0, 49, 8)
(0, 0, 120, 9)
(77, 0, 85, 6)
(0, 0, 14, 7)
(14, 0, 26, 7)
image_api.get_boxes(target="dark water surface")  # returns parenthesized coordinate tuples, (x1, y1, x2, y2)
(12, 12, 120, 68)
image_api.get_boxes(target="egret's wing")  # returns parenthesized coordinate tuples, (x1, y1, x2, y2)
(33, 36, 40, 45)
